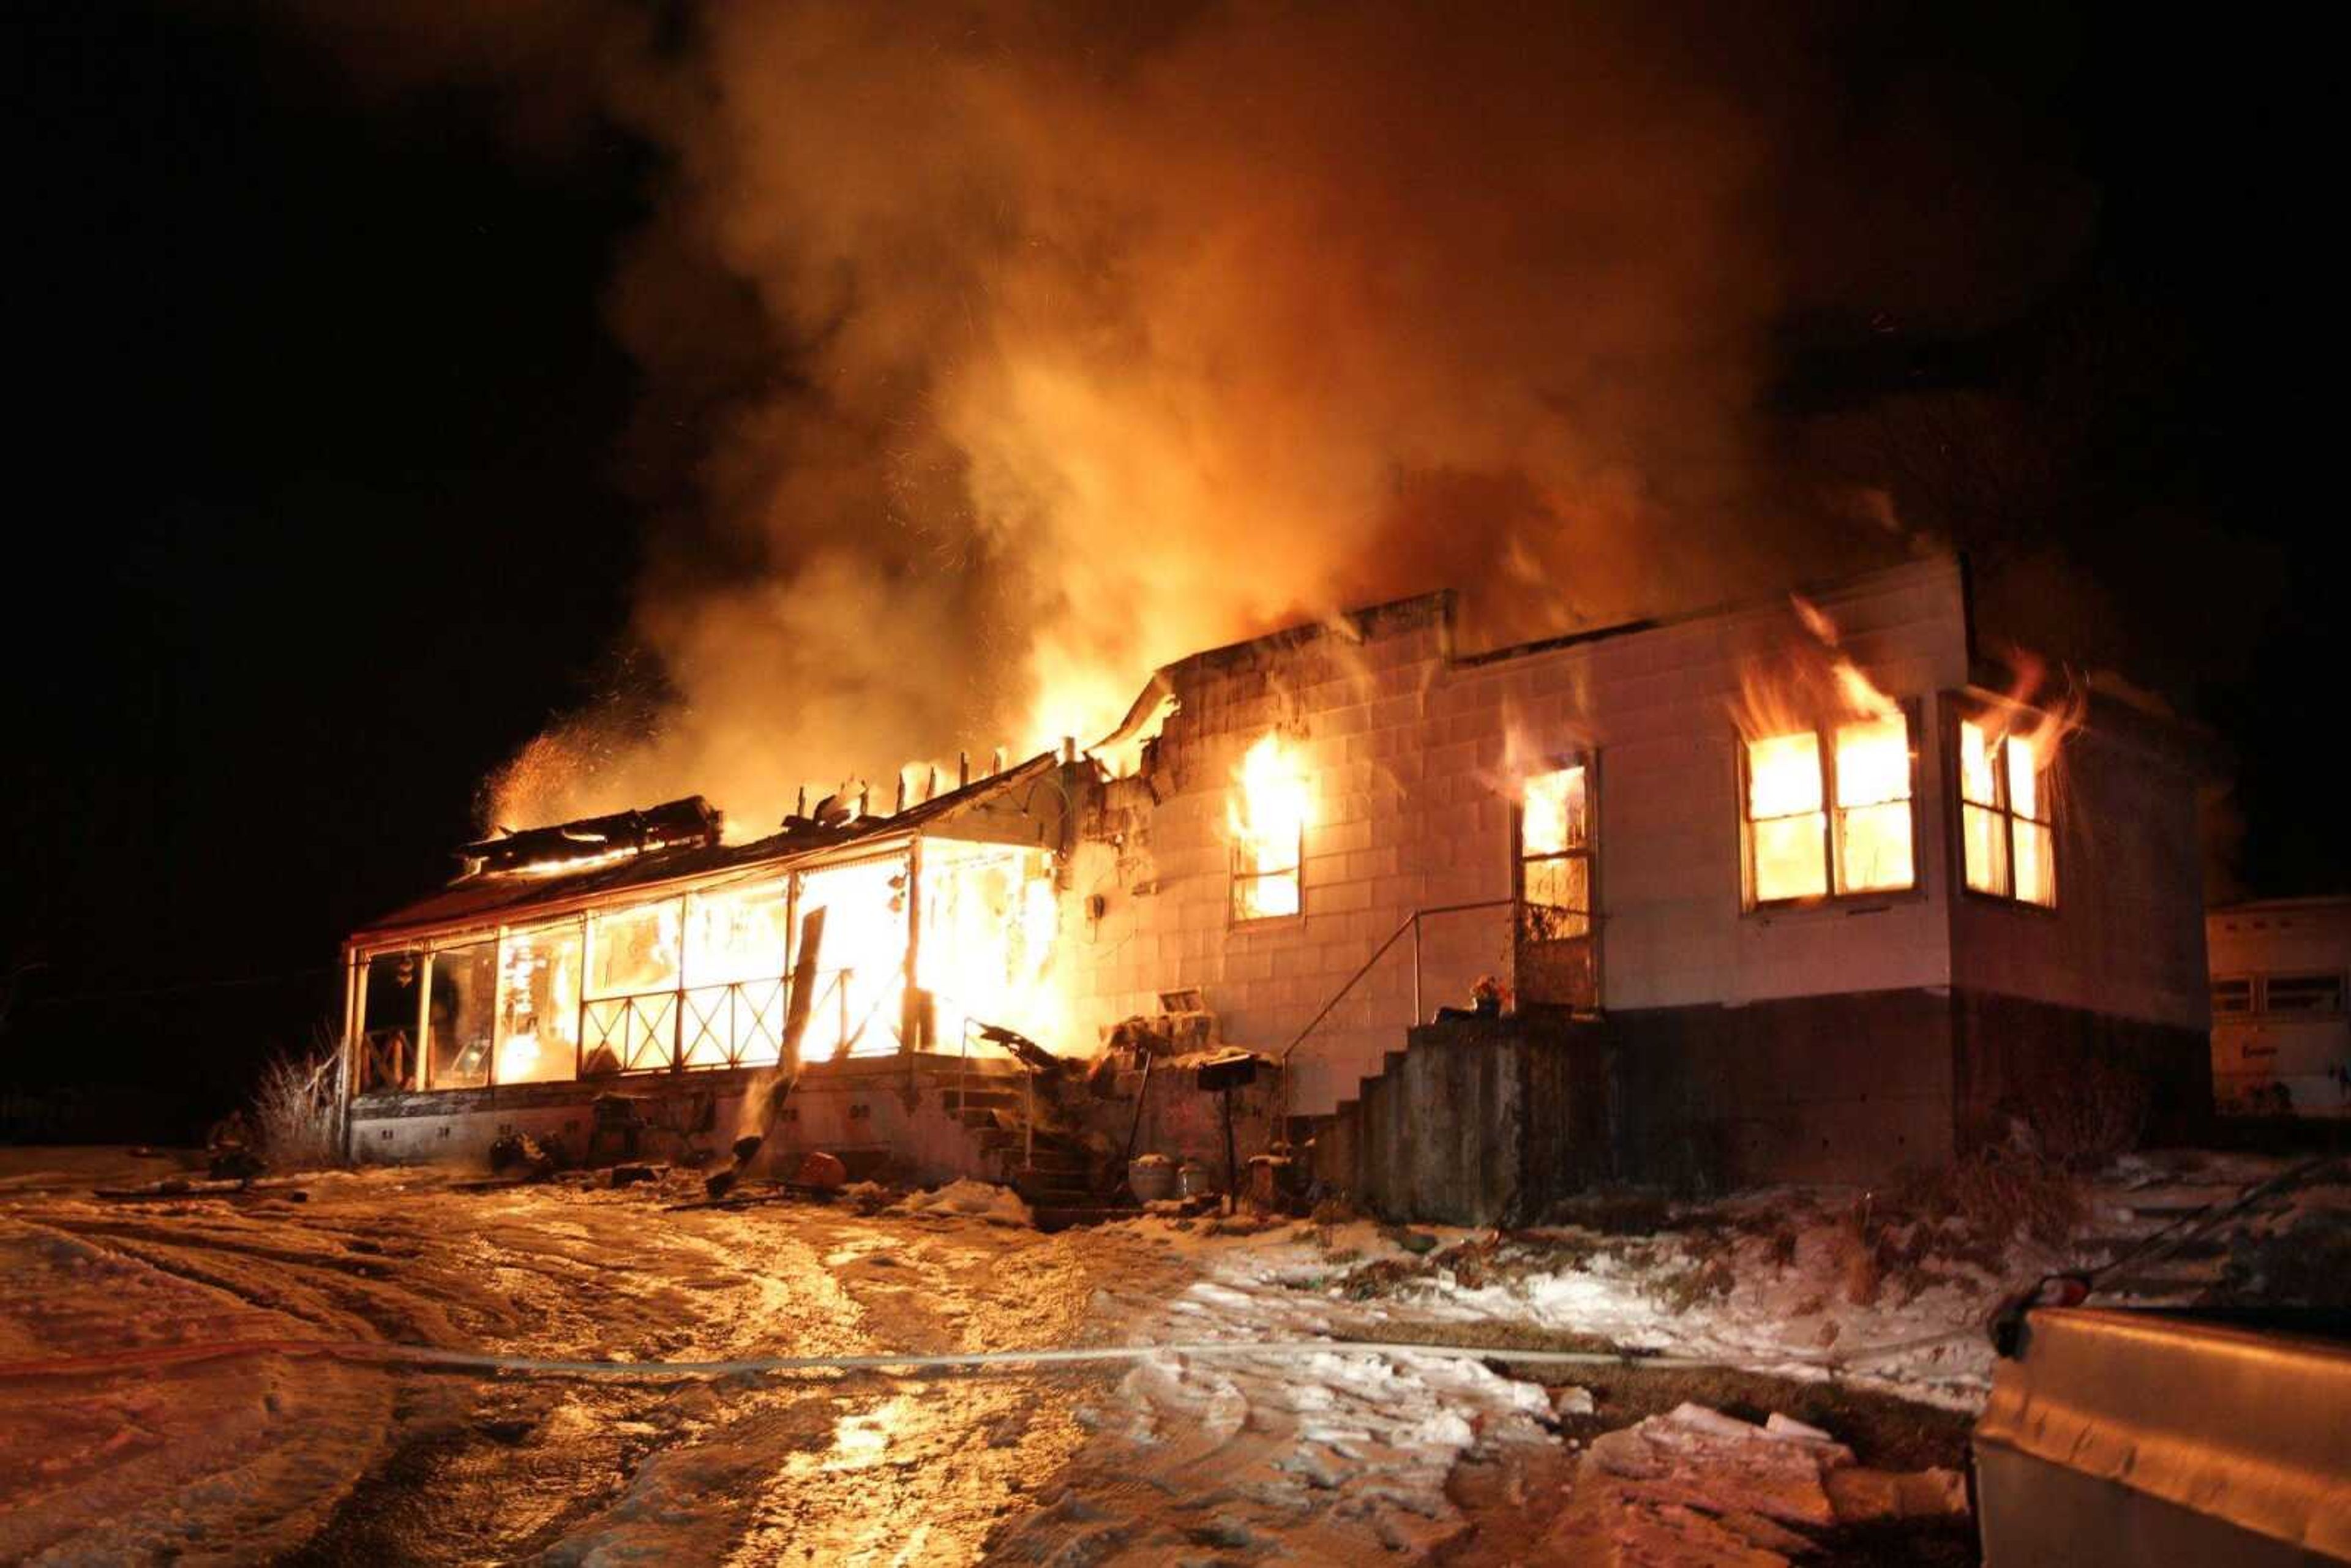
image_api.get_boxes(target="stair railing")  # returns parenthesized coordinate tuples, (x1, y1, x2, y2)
(1275, 898, 1517, 1127)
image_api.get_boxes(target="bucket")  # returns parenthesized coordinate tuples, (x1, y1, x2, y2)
(1127, 1156, 1177, 1202)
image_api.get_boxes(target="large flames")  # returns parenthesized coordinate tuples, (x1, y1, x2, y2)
(1228, 732, 1312, 920)
(1735, 597, 1914, 904)
(1957, 656, 2077, 907)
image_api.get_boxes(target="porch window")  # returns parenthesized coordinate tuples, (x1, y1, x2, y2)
(680, 880, 791, 1068)
(493, 920, 582, 1084)
(425, 940, 497, 1089)
(1959, 719, 2055, 907)
(1518, 764, 1591, 938)
(794, 857, 911, 1060)
(1743, 711, 1915, 906)
(585, 899, 684, 1071)
(358, 951, 422, 1092)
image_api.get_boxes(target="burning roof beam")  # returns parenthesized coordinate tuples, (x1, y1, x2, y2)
(460, 796, 722, 878)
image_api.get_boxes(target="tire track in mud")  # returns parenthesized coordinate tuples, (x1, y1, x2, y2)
(0, 1214, 405, 1564)
(4, 1177, 1198, 1564)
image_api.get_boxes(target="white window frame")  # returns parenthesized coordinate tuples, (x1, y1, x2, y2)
(1739, 703, 1921, 910)
(1957, 712, 2058, 909)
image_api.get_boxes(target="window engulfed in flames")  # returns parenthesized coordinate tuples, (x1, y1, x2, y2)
(1960, 718, 2056, 907)
(1736, 599, 1915, 906)
(919, 842, 1063, 1052)
(1229, 732, 1310, 921)
(1519, 764, 1592, 936)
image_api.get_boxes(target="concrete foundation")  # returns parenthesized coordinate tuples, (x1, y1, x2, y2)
(1316, 988, 2211, 1217)
(348, 1054, 1030, 1187)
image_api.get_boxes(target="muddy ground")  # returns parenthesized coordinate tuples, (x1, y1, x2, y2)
(0, 1155, 1981, 1564)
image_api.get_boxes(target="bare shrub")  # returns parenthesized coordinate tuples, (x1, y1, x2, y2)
(250, 1035, 342, 1170)
(2029, 1056, 2150, 1171)
(1894, 1149, 2083, 1249)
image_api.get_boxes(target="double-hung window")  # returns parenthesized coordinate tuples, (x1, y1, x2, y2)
(1742, 710, 1916, 906)
(1518, 763, 1592, 937)
(1959, 718, 2055, 907)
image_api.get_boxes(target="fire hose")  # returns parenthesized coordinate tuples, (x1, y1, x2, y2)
(0, 1326, 1980, 1385)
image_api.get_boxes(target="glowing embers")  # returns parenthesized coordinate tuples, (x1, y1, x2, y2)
(919, 841, 1063, 1054)
(1229, 732, 1311, 921)
(1518, 764, 1592, 937)
(1960, 719, 2056, 907)
(1743, 712, 1916, 906)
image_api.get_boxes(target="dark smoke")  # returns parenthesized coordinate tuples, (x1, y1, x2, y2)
(273, 2, 2094, 833)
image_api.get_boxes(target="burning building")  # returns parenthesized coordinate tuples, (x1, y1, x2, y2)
(338, 555, 2213, 1212)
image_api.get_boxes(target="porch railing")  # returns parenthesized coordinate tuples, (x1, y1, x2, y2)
(583, 977, 796, 1075)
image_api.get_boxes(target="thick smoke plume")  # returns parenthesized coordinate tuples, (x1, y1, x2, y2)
(282, 2, 2089, 836)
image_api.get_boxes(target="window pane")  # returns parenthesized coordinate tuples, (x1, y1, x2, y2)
(1963, 803, 2009, 895)
(1838, 801, 1915, 893)
(590, 900, 681, 998)
(1233, 868, 1300, 921)
(1525, 853, 1589, 917)
(1522, 766, 1587, 856)
(426, 940, 497, 1089)
(1753, 812, 1828, 901)
(1524, 856, 1590, 939)
(1834, 714, 1910, 807)
(2264, 972, 2345, 1015)
(2006, 732, 2044, 822)
(1959, 719, 2000, 807)
(795, 858, 910, 1059)
(1747, 732, 1822, 818)
(2012, 819, 2056, 907)
(2210, 977, 2253, 1015)
(684, 880, 790, 988)
(496, 923, 582, 1084)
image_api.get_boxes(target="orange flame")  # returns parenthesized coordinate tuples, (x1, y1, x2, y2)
(1228, 733, 1311, 919)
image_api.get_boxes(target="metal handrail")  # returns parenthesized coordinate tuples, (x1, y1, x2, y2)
(1273, 897, 1518, 1133)
(1277, 898, 1517, 1065)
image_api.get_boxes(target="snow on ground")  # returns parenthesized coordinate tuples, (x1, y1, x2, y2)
(895, 1178, 1037, 1228)
(4, 1147, 2334, 1563)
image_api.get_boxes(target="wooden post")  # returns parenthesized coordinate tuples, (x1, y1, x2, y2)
(414, 950, 433, 1091)
(347, 949, 369, 1098)
(902, 841, 922, 1067)
(577, 914, 594, 1081)
(779, 904, 824, 1078)
(1221, 1084, 1239, 1217)
(487, 929, 508, 1089)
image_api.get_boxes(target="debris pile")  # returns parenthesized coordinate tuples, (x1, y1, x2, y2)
(1557, 1402, 1966, 1562)
(894, 1179, 1035, 1228)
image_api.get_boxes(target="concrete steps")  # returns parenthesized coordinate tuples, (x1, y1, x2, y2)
(1314, 1012, 1607, 1226)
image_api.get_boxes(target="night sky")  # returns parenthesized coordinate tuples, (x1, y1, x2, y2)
(5, 2, 2338, 1135)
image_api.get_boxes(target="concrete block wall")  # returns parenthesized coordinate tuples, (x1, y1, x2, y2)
(1059, 560, 1985, 1117)
(1947, 712, 2210, 1035)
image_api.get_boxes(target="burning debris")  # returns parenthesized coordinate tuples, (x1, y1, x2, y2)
(462, 797, 722, 879)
